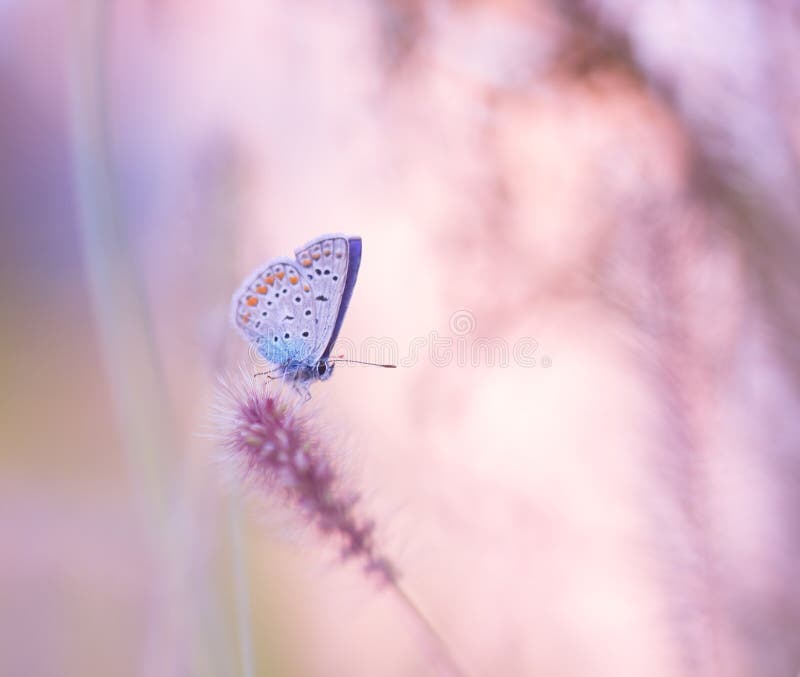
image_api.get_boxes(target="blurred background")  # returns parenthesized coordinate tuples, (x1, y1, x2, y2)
(2, 1, 800, 676)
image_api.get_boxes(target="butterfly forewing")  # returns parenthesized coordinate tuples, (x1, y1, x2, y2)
(231, 257, 317, 365)
(295, 235, 353, 361)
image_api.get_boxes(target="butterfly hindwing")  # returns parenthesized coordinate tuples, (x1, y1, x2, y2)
(231, 257, 317, 366)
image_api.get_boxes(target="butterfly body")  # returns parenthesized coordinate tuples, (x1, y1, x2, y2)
(231, 234, 361, 386)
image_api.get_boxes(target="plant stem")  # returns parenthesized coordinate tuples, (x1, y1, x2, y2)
(229, 492, 256, 677)
(389, 582, 472, 677)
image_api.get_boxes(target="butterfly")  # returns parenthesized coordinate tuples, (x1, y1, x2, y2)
(231, 233, 388, 390)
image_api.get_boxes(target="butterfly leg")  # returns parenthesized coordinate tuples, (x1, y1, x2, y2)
(292, 379, 312, 404)
(254, 366, 280, 380)
(280, 379, 310, 419)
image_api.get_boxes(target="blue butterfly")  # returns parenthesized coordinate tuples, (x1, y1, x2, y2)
(231, 234, 366, 386)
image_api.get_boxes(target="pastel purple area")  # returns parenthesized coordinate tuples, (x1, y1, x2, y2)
(5, 1, 800, 675)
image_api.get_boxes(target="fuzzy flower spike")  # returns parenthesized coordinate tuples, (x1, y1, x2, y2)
(216, 374, 395, 582)
(215, 372, 470, 677)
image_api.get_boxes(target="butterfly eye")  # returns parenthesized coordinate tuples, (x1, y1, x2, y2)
(317, 363, 327, 376)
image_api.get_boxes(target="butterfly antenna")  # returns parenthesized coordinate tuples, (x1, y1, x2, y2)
(329, 358, 397, 368)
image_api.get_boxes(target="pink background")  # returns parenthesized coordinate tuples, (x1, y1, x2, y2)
(2, 2, 799, 676)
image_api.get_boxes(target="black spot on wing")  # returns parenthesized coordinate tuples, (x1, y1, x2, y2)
(315, 295, 329, 301)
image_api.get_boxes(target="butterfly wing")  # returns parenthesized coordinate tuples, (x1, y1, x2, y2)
(294, 234, 361, 361)
(321, 237, 361, 359)
(230, 257, 318, 367)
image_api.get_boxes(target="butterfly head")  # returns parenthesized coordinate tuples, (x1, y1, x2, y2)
(315, 359, 335, 381)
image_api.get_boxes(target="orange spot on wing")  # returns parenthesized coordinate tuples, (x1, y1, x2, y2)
(246, 296, 258, 307)
(241, 312, 250, 323)
(303, 284, 310, 292)
(276, 271, 285, 280)
(255, 285, 268, 294)
(323, 249, 331, 256)
(335, 252, 343, 258)
(301, 257, 312, 267)
(311, 252, 321, 260)
(289, 275, 299, 284)
(264, 275, 274, 285)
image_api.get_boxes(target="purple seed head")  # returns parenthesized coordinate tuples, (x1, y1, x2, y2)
(215, 376, 396, 583)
